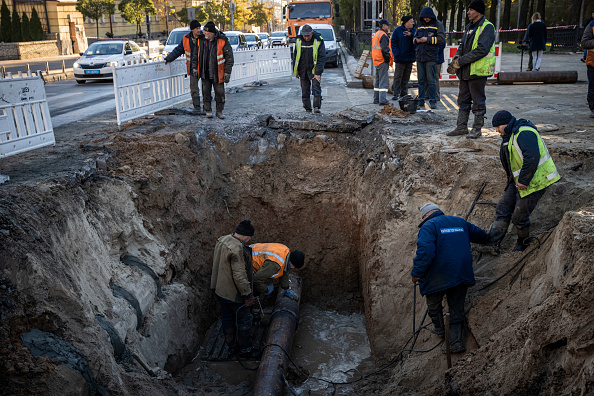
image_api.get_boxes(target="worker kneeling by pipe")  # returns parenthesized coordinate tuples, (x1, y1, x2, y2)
(251, 243, 305, 303)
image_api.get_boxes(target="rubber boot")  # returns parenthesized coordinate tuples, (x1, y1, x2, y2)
(512, 226, 530, 252)
(216, 102, 225, 119)
(449, 324, 466, 353)
(487, 220, 510, 246)
(192, 105, 205, 115)
(446, 109, 471, 136)
(467, 113, 484, 139)
(204, 101, 213, 118)
(223, 328, 237, 356)
(303, 99, 312, 113)
(428, 312, 445, 338)
(589, 100, 594, 118)
(313, 96, 321, 113)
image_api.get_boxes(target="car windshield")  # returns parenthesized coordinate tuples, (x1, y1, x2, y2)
(167, 31, 188, 45)
(244, 34, 257, 41)
(227, 35, 239, 45)
(271, 32, 286, 37)
(85, 43, 123, 56)
(257, 34, 268, 40)
(288, 2, 332, 19)
(315, 28, 334, 41)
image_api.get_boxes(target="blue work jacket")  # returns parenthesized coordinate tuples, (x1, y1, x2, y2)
(391, 25, 416, 63)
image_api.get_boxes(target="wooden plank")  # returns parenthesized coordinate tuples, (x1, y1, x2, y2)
(354, 50, 370, 79)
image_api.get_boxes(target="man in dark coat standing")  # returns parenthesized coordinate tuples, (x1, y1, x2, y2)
(391, 15, 416, 101)
(523, 13, 547, 71)
(446, 0, 495, 139)
(411, 203, 489, 353)
(293, 24, 326, 113)
(200, 21, 234, 119)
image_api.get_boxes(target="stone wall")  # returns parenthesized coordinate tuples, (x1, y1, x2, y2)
(0, 41, 60, 60)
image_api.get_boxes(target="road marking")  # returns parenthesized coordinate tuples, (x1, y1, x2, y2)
(443, 94, 459, 110)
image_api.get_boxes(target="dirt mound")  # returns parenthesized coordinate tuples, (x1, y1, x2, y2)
(378, 103, 410, 118)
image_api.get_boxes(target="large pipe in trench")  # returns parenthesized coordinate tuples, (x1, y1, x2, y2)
(497, 71, 578, 85)
(253, 273, 302, 396)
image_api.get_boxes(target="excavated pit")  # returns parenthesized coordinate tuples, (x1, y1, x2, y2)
(1, 110, 594, 395)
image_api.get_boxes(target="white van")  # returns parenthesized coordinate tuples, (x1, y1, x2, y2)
(297, 23, 341, 67)
(224, 31, 248, 51)
(162, 27, 190, 59)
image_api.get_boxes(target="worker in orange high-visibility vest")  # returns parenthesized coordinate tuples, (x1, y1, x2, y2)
(251, 243, 305, 302)
(372, 19, 393, 106)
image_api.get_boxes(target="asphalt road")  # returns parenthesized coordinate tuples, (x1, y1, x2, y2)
(3, 56, 79, 76)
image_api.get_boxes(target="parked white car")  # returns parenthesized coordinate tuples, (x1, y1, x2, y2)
(257, 32, 270, 48)
(225, 31, 248, 50)
(73, 39, 146, 84)
(270, 31, 289, 46)
(162, 27, 190, 59)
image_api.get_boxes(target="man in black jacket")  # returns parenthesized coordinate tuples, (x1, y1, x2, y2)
(164, 20, 203, 115)
(293, 24, 326, 113)
(446, 0, 495, 139)
(413, 8, 444, 109)
(200, 21, 234, 119)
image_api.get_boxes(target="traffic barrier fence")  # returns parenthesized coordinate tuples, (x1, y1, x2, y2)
(439, 43, 502, 81)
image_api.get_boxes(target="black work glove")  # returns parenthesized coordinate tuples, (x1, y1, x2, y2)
(164, 58, 170, 65)
(224, 72, 230, 83)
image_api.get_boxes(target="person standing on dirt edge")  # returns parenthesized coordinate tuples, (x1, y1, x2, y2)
(372, 19, 393, 106)
(488, 111, 560, 252)
(411, 203, 489, 354)
(211, 220, 259, 358)
(446, 0, 495, 139)
(164, 20, 204, 115)
(581, 18, 594, 118)
(413, 7, 444, 109)
(200, 21, 234, 119)
(293, 24, 326, 113)
(391, 15, 416, 101)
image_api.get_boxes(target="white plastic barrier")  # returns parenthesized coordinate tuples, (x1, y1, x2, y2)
(229, 47, 292, 87)
(439, 43, 502, 81)
(112, 58, 190, 127)
(0, 72, 55, 158)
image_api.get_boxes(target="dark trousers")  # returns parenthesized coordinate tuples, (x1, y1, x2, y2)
(392, 62, 413, 98)
(457, 77, 487, 115)
(202, 78, 225, 111)
(300, 75, 322, 100)
(216, 294, 253, 350)
(435, 63, 442, 98)
(495, 185, 547, 229)
(417, 61, 436, 103)
(190, 74, 201, 107)
(426, 284, 468, 326)
(588, 65, 594, 102)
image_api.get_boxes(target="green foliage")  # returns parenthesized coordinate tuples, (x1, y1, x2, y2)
(1, 0, 11, 42)
(205, 0, 228, 28)
(77, 0, 114, 37)
(176, 7, 191, 25)
(248, 0, 269, 27)
(21, 12, 31, 41)
(11, 8, 21, 42)
(29, 7, 43, 40)
(118, 0, 156, 37)
(195, 5, 207, 23)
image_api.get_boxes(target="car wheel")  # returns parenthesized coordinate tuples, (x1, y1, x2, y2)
(76, 79, 86, 84)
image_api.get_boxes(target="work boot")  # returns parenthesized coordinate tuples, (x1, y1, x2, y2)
(589, 100, 594, 118)
(313, 96, 322, 113)
(204, 102, 213, 118)
(487, 220, 510, 246)
(429, 100, 437, 109)
(512, 226, 531, 252)
(467, 113, 485, 139)
(428, 312, 445, 338)
(192, 105, 204, 115)
(449, 324, 466, 354)
(303, 99, 312, 113)
(223, 328, 237, 356)
(446, 109, 471, 136)
(215, 102, 225, 119)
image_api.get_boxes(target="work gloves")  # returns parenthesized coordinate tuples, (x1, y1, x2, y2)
(164, 58, 170, 65)
(283, 289, 299, 302)
(265, 284, 274, 296)
(447, 57, 460, 74)
(224, 72, 231, 83)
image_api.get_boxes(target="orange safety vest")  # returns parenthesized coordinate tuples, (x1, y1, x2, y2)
(182, 34, 200, 76)
(251, 243, 290, 279)
(371, 30, 393, 67)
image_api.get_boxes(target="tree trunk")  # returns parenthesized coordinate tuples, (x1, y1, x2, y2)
(502, 0, 511, 30)
(517, 0, 530, 42)
(536, 0, 546, 21)
(569, 0, 581, 25)
(489, 0, 498, 25)
(96, 21, 99, 38)
(449, 0, 456, 39)
(457, 0, 464, 31)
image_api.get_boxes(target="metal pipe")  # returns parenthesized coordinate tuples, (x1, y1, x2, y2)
(253, 273, 302, 396)
(497, 71, 578, 85)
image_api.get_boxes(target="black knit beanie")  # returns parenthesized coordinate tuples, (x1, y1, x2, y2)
(189, 20, 200, 30)
(401, 15, 413, 24)
(203, 21, 217, 33)
(235, 219, 255, 236)
(290, 251, 305, 268)
(492, 110, 513, 127)
(468, 0, 486, 15)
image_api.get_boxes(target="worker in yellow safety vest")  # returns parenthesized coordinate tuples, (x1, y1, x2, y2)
(293, 24, 326, 113)
(371, 19, 393, 105)
(251, 243, 305, 301)
(446, 0, 496, 139)
(488, 110, 560, 252)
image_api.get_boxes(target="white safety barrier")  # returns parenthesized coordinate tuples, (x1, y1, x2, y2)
(439, 43, 502, 81)
(0, 72, 55, 158)
(229, 47, 292, 87)
(112, 58, 190, 127)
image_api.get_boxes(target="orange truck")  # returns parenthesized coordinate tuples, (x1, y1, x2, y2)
(284, 0, 339, 40)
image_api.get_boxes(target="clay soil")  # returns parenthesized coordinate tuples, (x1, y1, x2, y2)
(1, 98, 594, 396)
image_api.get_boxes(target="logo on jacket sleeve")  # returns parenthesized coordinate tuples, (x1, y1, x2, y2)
(440, 227, 464, 234)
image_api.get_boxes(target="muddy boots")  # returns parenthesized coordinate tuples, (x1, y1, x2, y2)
(223, 328, 237, 356)
(313, 96, 322, 113)
(449, 324, 466, 353)
(513, 226, 531, 252)
(488, 220, 509, 246)
(428, 312, 445, 338)
(467, 113, 485, 139)
(204, 102, 213, 118)
(303, 99, 312, 113)
(589, 100, 594, 118)
(216, 102, 225, 119)
(446, 109, 471, 136)
(192, 105, 205, 115)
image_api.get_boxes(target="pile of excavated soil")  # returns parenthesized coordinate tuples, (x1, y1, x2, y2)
(1, 108, 594, 395)
(378, 104, 410, 118)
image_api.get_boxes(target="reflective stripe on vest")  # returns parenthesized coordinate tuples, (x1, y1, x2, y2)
(372, 30, 392, 67)
(216, 38, 226, 83)
(251, 243, 290, 279)
(183, 34, 200, 76)
(469, 19, 496, 77)
(293, 37, 321, 77)
(508, 126, 560, 198)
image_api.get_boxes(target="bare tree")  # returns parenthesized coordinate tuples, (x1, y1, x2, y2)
(502, 0, 511, 30)
(536, 0, 546, 21)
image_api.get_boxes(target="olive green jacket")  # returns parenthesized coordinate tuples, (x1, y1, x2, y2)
(211, 234, 253, 303)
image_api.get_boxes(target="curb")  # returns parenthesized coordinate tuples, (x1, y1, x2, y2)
(339, 44, 363, 88)
(42, 70, 74, 83)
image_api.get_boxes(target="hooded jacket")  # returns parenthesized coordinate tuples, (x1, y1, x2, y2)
(391, 24, 416, 63)
(455, 15, 496, 80)
(499, 117, 542, 188)
(293, 31, 326, 77)
(414, 7, 445, 63)
(199, 30, 234, 82)
(412, 210, 489, 296)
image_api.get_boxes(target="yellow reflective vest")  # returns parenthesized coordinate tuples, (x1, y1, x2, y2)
(251, 243, 290, 278)
(294, 37, 322, 77)
(470, 19, 496, 77)
(509, 126, 560, 198)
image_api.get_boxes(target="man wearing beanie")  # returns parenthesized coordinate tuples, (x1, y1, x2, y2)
(488, 111, 560, 252)
(251, 243, 305, 301)
(412, 203, 489, 353)
(293, 24, 326, 113)
(446, 0, 495, 139)
(371, 19, 393, 106)
(165, 20, 204, 115)
(211, 219, 259, 358)
(200, 21, 234, 119)
(391, 16, 416, 101)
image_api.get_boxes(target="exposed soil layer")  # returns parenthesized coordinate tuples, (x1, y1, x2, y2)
(1, 108, 593, 395)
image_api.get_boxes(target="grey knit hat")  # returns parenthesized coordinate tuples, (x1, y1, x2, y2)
(300, 24, 313, 35)
(420, 203, 440, 219)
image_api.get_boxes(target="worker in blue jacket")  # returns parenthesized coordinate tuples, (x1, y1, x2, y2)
(390, 15, 416, 100)
(411, 203, 489, 353)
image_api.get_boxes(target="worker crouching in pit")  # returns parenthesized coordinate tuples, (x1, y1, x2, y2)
(411, 203, 490, 353)
(211, 219, 260, 358)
